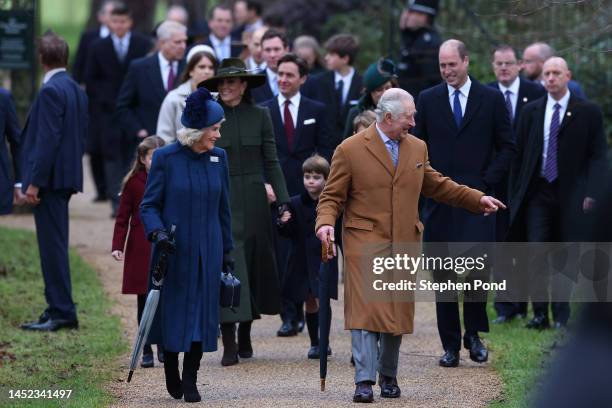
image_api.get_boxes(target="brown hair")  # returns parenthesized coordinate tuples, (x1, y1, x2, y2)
(353, 110, 376, 133)
(277, 53, 308, 77)
(324, 34, 360, 65)
(120, 136, 165, 192)
(180, 51, 218, 83)
(38, 31, 69, 68)
(302, 154, 330, 180)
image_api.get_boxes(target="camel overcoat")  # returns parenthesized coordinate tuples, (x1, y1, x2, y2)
(316, 124, 483, 335)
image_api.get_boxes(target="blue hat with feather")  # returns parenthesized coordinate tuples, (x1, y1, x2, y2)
(181, 87, 225, 129)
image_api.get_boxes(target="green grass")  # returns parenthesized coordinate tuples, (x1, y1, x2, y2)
(486, 303, 561, 408)
(0, 227, 127, 407)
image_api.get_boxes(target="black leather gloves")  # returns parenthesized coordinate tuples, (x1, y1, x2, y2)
(152, 230, 176, 254)
(222, 252, 235, 273)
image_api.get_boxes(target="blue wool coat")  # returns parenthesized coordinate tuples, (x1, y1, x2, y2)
(140, 143, 233, 352)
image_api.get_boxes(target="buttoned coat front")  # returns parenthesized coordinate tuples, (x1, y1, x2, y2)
(316, 124, 483, 335)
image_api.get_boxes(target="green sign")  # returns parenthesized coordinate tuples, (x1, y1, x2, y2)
(0, 10, 35, 69)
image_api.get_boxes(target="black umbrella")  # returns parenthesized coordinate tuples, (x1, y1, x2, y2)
(127, 225, 176, 383)
(319, 240, 333, 391)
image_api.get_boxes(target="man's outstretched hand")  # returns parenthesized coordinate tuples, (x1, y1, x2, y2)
(479, 195, 506, 216)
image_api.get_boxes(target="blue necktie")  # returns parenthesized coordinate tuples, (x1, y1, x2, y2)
(336, 79, 344, 107)
(453, 89, 462, 126)
(505, 90, 513, 123)
(543, 103, 561, 182)
(386, 139, 399, 168)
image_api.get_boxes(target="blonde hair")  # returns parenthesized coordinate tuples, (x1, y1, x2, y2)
(176, 127, 204, 147)
(120, 136, 165, 192)
(353, 110, 376, 133)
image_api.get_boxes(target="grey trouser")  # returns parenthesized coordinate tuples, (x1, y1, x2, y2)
(351, 329, 402, 384)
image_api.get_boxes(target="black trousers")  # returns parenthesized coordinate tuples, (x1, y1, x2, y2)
(89, 152, 107, 199)
(525, 178, 571, 324)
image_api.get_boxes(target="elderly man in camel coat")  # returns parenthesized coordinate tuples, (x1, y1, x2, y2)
(316, 88, 504, 403)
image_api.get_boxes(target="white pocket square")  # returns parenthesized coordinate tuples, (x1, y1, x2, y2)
(210, 156, 219, 162)
(303, 118, 316, 125)
(349, 99, 359, 105)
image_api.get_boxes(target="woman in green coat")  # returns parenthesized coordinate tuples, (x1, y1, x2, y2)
(200, 58, 290, 366)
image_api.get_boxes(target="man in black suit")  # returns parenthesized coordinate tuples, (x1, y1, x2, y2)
(251, 29, 289, 104)
(306, 34, 362, 150)
(414, 39, 515, 367)
(20, 32, 88, 332)
(115, 20, 186, 142)
(0, 88, 22, 215)
(507, 57, 607, 330)
(73, 0, 116, 202)
(488, 44, 545, 323)
(85, 3, 152, 216)
(261, 54, 333, 337)
(197, 4, 243, 60)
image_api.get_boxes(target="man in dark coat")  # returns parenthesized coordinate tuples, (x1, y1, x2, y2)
(397, 0, 442, 99)
(0, 88, 22, 215)
(115, 20, 186, 144)
(507, 57, 607, 330)
(251, 29, 289, 104)
(20, 33, 88, 332)
(85, 3, 152, 216)
(196, 4, 243, 60)
(413, 39, 515, 367)
(261, 54, 332, 336)
(487, 44, 545, 323)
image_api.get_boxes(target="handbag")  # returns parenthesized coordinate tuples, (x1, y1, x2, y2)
(220, 266, 240, 311)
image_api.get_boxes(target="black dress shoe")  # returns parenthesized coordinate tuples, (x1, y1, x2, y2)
(21, 318, 78, 332)
(353, 381, 374, 403)
(439, 350, 459, 367)
(552, 321, 567, 330)
(297, 319, 305, 333)
(526, 315, 550, 330)
(307, 345, 332, 359)
(20, 312, 51, 329)
(276, 321, 297, 337)
(464, 334, 488, 363)
(379, 374, 401, 398)
(157, 345, 165, 363)
(141, 353, 154, 368)
(492, 315, 513, 324)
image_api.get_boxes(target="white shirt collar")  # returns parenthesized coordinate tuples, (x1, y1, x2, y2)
(111, 32, 131, 46)
(498, 76, 520, 95)
(375, 123, 393, 144)
(447, 76, 472, 97)
(100, 25, 110, 38)
(43, 68, 66, 84)
(334, 67, 355, 85)
(210, 34, 230, 47)
(278, 92, 301, 109)
(547, 89, 570, 110)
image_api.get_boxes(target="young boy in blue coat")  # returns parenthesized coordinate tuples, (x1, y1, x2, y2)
(278, 154, 340, 359)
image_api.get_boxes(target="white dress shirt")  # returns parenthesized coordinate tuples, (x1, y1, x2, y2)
(99, 25, 110, 38)
(158, 52, 179, 91)
(541, 90, 570, 173)
(497, 76, 520, 117)
(245, 56, 266, 72)
(447, 76, 472, 117)
(278, 92, 301, 125)
(334, 67, 355, 106)
(210, 34, 231, 60)
(111, 31, 131, 61)
(266, 67, 278, 95)
(43, 68, 66, 84)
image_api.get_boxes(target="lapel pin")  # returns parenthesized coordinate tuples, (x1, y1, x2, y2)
(566, 112, 572, 117)
(523, 97, 528, 102)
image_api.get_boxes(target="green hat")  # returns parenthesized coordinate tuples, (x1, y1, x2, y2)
(198, 57, 266, 91)
(363, 59, 397, 93)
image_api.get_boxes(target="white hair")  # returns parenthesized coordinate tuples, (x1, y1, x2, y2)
(375, 88, 414, 122)
(176, 127, 204, 147)
(156, 20, 187, 41)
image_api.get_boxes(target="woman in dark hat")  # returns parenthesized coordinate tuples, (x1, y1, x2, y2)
(199, 58, 290, 367)
(342, 58, 398, 139)
(141, 88, 233, 403)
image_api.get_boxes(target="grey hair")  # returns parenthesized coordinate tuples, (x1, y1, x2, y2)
(176, 127, 204, 147)
(375, 88, 414, 122)
(156, 20, 187, 41)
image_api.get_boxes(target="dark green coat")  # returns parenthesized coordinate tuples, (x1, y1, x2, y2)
(216, 101, 289, 322)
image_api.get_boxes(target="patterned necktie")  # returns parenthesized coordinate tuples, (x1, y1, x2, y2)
(453, 89, 462, 127)
(504, 90, 513, 123)
(284, 100, 294, 150)
(543, 103, 561, 182)
(336, 79, 344, 108)
(116, 39, 125, 62)
(386, 139, 399, 168)
(167, 63, 175, 91)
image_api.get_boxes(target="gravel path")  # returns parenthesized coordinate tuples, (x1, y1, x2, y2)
(1, 158, 502, 407)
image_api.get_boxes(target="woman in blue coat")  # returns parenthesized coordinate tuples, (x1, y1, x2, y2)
(140, 88, 233, 403)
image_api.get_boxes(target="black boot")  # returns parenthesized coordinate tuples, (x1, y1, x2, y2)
(220, 323, 239, 366)
(163, 351, 182, 399)
(238, 321, 253, 358)
(182, 342, 203, 403)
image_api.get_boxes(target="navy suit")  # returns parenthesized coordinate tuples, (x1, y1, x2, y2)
(414, 78, 515, 352)
(488, 77, 545, 131)
(306, 70, 362, 149)
(20, 71, 88, 321)
(72, 28, 104, 84)
(0, 89, 21, 215)
(115, 53, 184, 140)
(252, 70, 275, 104)
(196, 35, 243, 59)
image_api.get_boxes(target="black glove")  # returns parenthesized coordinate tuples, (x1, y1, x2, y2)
(277, 203, 290, 218)
(152, 230, 175, 254)
(222, 252, 235, 273)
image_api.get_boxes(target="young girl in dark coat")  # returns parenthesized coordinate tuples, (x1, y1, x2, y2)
(278, 154, 340, 359)
(111, 135, 165, 368)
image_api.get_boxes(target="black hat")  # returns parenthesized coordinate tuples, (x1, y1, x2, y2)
(198, 58, 266, 91)
(406, 0, 439, 16)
